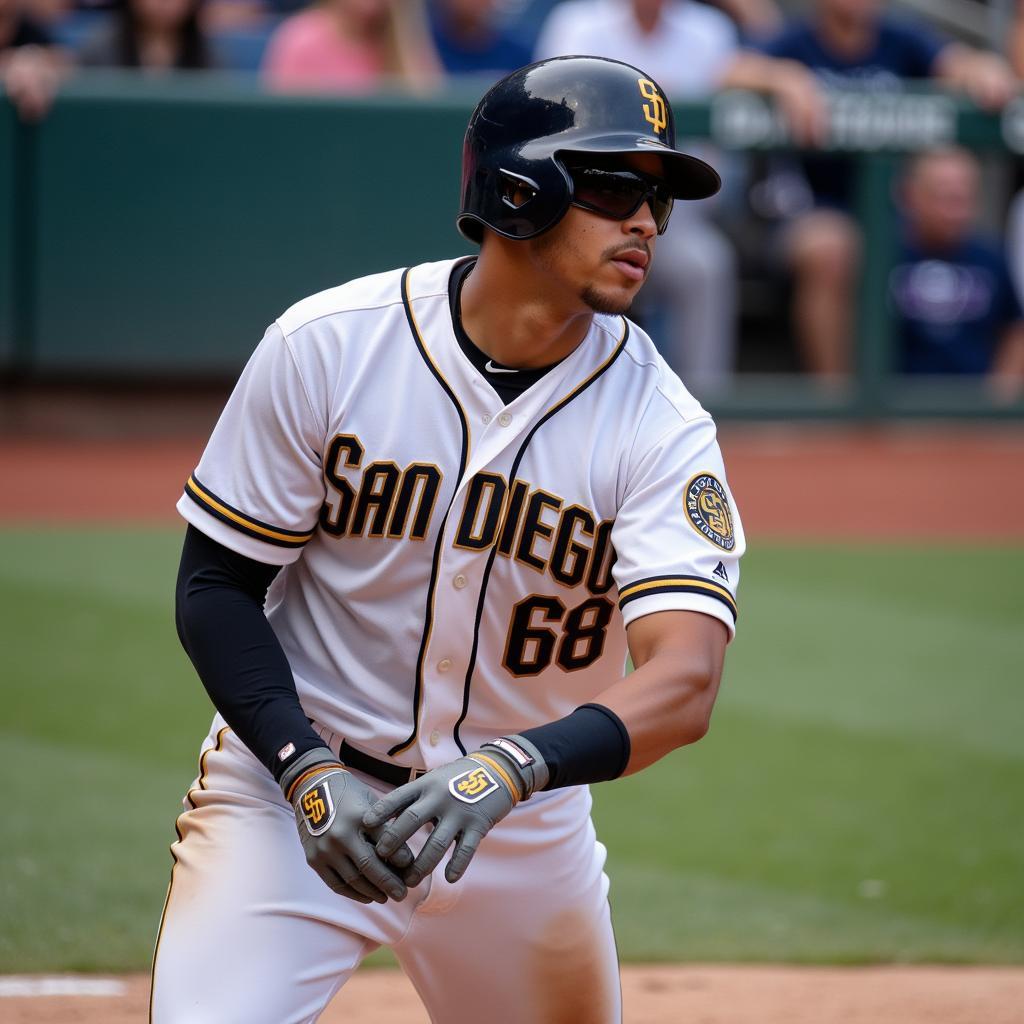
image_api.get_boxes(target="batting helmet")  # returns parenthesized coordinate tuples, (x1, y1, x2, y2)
(457, 56, 721, 244)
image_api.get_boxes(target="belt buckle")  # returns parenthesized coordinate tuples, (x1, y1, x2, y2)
(410, 767, 428, 782)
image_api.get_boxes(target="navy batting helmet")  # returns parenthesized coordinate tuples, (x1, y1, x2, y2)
(457, 56, 721, 244)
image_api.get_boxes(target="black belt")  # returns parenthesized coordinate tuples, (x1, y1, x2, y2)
(340, 740, 428, 787)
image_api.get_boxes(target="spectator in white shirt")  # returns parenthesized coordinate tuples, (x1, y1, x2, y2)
(535, 0, 741, 396)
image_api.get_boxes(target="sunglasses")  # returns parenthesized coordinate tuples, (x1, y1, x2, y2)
(567, 166, 675, 234)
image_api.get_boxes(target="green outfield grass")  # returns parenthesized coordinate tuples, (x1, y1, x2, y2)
(1, 529, 1022, 971)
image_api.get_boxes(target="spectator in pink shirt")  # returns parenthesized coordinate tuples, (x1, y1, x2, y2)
(262, 0, 440, 92)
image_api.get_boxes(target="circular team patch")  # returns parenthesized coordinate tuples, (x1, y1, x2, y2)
(684, 473, 735, 551)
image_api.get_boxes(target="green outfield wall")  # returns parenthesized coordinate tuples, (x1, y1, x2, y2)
(1, 103, 17, 370)
(3, 72, 1023, 418)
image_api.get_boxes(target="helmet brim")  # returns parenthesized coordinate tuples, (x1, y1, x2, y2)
(556, 134, 721, 201)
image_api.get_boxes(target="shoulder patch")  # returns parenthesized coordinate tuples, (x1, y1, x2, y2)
(684, 473, 736, 551)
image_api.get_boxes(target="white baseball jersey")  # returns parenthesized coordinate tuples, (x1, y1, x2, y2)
(177, 257, 744, 772)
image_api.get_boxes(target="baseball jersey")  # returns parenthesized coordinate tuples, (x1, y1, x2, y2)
(178, 258, 744, 772)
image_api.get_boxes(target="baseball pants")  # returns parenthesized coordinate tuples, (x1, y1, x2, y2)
(150, 718, 622, 1024)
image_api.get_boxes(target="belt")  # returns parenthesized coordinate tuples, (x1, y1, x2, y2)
(340, 740, 428, 787)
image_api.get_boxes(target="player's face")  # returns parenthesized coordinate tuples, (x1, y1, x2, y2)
(529, 154, 663, 316)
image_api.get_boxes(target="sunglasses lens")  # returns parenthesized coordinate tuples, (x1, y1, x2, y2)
(571, 169, 647, 218)
(569, 167, 675, 232)
(651, 193, 673, 232)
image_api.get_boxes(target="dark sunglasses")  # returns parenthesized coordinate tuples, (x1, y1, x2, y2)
(567, 166, 675, 234)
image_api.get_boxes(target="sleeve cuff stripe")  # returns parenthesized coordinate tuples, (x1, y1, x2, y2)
(184, 476, 314, 547)
(618, 576, 737, 620)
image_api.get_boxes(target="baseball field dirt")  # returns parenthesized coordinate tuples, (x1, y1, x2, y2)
(3, 966, 1024, 1023)
(3, 421, 1024, 538)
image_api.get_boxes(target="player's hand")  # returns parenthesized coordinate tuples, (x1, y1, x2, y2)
(281, 747, 413, 904)
(363, 737, 547, 887)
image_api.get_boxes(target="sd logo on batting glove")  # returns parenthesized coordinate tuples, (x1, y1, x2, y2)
(363, 735, 548, 887)
(281, 747, 414, 905)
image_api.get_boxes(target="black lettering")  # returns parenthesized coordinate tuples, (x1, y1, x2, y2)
(585, 519, 616, 595)
(549, 506, 596, 589)
(515, 490, 562, 572)
(496, 479, 529, 557)
(557, 597, 614, 671)
(455, 473, 507, 550)
(350, 462, 400, 537)
(319, 434, 364, 536)
(502, 595, 565, 676)
(388, 464, 442, 540)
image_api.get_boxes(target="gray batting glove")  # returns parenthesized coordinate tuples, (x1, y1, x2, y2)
(281, 747, 414, 905)
(362, 735, 548, 887)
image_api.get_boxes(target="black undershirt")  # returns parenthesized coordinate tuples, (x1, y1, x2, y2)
(448, 257, 561, 404)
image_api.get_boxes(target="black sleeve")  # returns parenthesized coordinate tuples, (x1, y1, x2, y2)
(519, 703, 631, 790)
(175, 524, 325, 782)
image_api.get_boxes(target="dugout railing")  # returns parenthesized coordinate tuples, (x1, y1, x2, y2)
(2, 71, 1023, 420)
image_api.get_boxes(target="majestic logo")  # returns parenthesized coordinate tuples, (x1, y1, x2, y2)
(300, 779, 336, 836)
(449, 766, 499, 804)
(638, 78, 668, 137)
(712, 561, 729, 582)
(684, 474, 735, 551)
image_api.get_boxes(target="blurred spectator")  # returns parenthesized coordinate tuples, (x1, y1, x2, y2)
(535, 0, 836, 393)
(1010, 0, 1024, 77)
(428, 0, 531, 80)
(891, 147, 1024, 402)
(202, 0, 266, 31)
(535, 0, 743, 396)
(725, 0, 1017, 381)
(79, 0, 215, 68)
(703, 0, 781, 40)
(261, 0, 441, 93)
(1, 0, 65, 119)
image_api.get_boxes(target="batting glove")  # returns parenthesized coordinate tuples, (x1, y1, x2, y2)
(362, 735, 549, 887)
(281, 747, 414, 904)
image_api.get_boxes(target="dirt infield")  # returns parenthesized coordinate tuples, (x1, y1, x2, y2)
(3, 966, 1024, 1023)
(2, 423, 1024, 537)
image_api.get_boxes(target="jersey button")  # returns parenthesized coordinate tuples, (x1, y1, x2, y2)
(453, 573, 468, 589)
(482, 413, 492, 424)
(437, 658, 452, 673)
(429, 730, 441, 746)
(498, 412, 513, 427)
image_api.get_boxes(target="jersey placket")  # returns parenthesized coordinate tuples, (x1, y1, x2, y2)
(408, 400, 532, 769)
(396, 264, 628, 767)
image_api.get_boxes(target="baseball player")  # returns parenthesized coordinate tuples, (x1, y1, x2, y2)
(151, 55, 744, 1024)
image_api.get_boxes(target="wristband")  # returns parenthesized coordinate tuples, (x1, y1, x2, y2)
(519, 703, 631, 790)
(279, 746, 344, 802)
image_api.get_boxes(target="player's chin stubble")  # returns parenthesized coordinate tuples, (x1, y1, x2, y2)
(581, 284, 635, 316)
(582, 243, 652, 315)
(531, 229, 646, 316)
